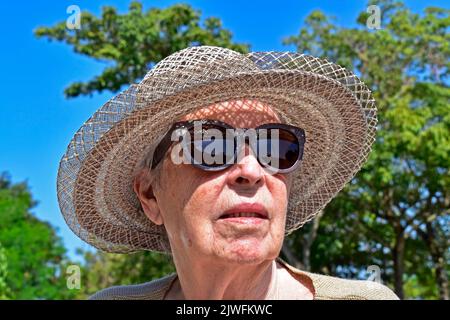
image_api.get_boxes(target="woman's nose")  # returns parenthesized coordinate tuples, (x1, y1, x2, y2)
(226, 144, 264, 188)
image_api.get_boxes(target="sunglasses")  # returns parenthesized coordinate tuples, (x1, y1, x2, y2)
(151, 119, 305, 174)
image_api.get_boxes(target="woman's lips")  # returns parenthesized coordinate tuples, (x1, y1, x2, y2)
(217, 203, 269, 224)
(219, 212, 267, 219)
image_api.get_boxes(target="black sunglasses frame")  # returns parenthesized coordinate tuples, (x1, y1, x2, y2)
(150, 119, 306, 174)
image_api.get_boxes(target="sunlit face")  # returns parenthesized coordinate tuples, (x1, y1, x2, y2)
(147, 99, 292, 265)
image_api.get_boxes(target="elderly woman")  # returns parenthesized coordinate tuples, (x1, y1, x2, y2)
(57, 46, 398, 300)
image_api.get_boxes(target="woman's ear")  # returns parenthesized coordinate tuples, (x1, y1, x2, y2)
(133, 171, 164, 225)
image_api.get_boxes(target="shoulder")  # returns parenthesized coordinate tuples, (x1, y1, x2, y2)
(276, 258, 399, 300)
(306, 272, 399, 300)
(89, 273, 177, 300)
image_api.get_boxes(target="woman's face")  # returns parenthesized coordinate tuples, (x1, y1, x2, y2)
(150, 99, 292, 264)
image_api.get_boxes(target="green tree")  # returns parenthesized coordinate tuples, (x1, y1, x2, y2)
(283, 0, 449, 299)
(0, 173, 77, 299)
(34, 1, 249, 98)
(76, 249, 175, 298)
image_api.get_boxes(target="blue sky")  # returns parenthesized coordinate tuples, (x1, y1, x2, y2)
(0, 0, 448, 261)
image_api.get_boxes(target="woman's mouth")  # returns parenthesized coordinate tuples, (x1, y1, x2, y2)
(217, 213, 268, 225)
(217, 203, 269, 225)
(219, 212, 268, 219)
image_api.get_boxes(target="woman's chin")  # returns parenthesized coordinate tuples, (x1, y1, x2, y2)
(213, 238, 275, 264)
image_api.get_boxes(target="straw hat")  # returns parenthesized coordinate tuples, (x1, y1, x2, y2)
(57, 46, 377, 253)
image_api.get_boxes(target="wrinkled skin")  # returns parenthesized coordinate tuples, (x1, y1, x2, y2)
(134, 99, 312, 299)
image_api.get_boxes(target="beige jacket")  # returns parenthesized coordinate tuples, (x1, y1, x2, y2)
(90, 258, 399, 300)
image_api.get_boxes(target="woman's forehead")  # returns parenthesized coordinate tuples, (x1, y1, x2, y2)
(180, 99, 281, 127)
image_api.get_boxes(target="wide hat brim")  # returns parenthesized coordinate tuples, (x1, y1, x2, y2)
(57, 47, 377, 253)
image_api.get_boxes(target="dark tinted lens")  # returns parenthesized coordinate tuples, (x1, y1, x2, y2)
(257, 129, 299, 170)
(188, 124, 235, 167)
(190, 138, 234, 167)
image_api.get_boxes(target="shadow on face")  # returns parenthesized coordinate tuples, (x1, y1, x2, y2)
(144, 99, 289, 265)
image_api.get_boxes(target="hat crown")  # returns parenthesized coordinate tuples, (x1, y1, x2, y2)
(137, 46, 258, 101)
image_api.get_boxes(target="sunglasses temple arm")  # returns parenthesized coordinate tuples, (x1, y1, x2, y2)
(151, 128, 177, 170)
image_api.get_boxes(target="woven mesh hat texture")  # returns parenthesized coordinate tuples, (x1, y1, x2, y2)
(57, 46, 377, 253)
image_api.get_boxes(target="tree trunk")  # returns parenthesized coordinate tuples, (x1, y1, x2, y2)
(393, 231, 405, 299)
(301, 210, 324, 271)
(434, 256, 449, 300)
(282, 211, 324, 271)
(425, 222, 449, 300)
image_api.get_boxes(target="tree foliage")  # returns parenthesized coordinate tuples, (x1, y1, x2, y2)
(74, 249, 175, 298)
(0, 173, 77, 299)
(34, 2, 249, 98)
